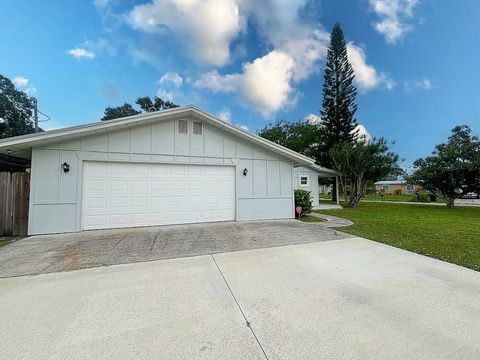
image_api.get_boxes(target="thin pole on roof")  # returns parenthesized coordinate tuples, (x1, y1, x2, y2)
(31, 97, 38, 133)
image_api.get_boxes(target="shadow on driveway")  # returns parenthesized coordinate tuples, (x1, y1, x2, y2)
(0, 220, 352, 277)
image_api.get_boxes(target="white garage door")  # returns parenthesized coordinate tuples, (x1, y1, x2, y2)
(82, 162, 235, 230)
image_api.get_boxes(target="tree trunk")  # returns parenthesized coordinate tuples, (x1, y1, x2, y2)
(348, 194, 363, 208)
(332, 177, 337, 202)
(445, 196, 456, 208)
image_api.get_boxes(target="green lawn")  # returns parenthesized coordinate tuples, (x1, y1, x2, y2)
(314, 202, 480, 271)
(362, 194, 416, 202)
(319, 193, 422, 202)
(299, 215, 325, 223)
(0, 237, 17, 248)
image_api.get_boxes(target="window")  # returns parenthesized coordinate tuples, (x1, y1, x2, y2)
(300, 176, 309, 186)
(406, 184, 415, 192)
(382, 184, 390, 191)
(178, 120, 188, 134)
(193, 121, 202, 135)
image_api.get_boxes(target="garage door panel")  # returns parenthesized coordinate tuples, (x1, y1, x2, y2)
(151, 180, 167, 190)
(129, 213, 148, 224)
(111, 180, 127, 191)
(82, 162, 235, 230)
(110, 197, 128, 207)
(85, 215, 106, 227)
(169, 166, 185, 175)
(149, 213, 166, 223)
(110, 214, 127, 225)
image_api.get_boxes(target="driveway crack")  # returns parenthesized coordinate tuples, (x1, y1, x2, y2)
(211, 254, 269, 360)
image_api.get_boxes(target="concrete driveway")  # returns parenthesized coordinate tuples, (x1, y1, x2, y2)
(0, 220, 350, 278)
(1, 238, 479, 359)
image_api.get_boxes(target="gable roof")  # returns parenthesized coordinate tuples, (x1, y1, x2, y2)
(0, 105, 315, 166)
(295, 164, 339, 176)
(309, 164, 339, 176)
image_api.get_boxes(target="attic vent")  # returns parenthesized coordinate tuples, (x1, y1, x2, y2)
(178, 120, 188, 134)
(193, 121, 202, 135)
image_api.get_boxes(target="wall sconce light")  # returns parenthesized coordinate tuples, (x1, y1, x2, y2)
(243, 168, 248, 176)
(61, 162, 70, 173)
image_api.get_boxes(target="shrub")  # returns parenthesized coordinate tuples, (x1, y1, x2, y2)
(394, 189, 402, 195)
(294, 189, 312, 216)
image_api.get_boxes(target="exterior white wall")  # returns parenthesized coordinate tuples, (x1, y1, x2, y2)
(293, 167, 319, 207)
(28, 116, 295, 235)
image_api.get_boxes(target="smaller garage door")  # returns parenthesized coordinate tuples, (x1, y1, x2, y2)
(82, 162, 235, 230)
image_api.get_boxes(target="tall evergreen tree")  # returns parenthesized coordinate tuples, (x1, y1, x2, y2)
(319, 22, 358, 167)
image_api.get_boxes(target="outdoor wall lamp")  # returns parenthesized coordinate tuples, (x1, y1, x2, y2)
(61, 162, 70, 173)
(243, 168, 248, 176)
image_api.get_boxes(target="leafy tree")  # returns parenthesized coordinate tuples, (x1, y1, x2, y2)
(330, 139, 402, 208)
(258, 120, 323, 161)
(0, 74, 36, 138)
(409, 125, 480, 208)
(136, 96, 179, 112)
(101, 103, 140, 121)
(319, 22, 358, 167)
(101, 96, 179, 121)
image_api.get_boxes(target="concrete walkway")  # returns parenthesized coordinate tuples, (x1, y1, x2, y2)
(309, 212, 354, 227)
(1, 238, 479, 359)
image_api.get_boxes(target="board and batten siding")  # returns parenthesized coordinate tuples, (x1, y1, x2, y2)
(293, 167, 319, 207)
(28, 117, 295, 234)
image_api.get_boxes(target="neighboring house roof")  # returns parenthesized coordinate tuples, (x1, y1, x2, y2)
(0, 105, 315, 166)
(375, 180, 407, 185)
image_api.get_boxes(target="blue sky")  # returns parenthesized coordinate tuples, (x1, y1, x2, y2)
(1, 0, 479, 167)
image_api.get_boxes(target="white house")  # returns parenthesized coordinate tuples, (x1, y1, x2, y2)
(293, 165, 340, 207)
(0, 106, 338, 235)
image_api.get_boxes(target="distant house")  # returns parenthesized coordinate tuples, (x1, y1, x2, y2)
(374, 180, 420, 195)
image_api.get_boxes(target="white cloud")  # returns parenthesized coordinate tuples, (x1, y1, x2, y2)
(355, 124, 372, 143)
(12, 76, 29, 87)
(196, 42, 390, 115)
(67, 48, 96, 59)
(93, 0, 111, 8)
(347, 42, 395, 91)
(194, 70, 237, 92)
(217, 107, 249, 130)
(195, 50, 295, 116)
(12, 76, 37, 96)
(125, 1, 390, 116)
(158, 71, 183, 87)
(218, 108, 231, 122)
(25, 85, 37, 96)
(369, 0, 421, 43)
(156, 88, 174, 101)
(242, 1, 329, 81)
(188, 0, 335, 116)
(305, 113, 322, 125)
(127, 0, 242, 66)
(304, 113, 372, 143)
(403, 78, 432, 92)
(83, 38, 117, 56)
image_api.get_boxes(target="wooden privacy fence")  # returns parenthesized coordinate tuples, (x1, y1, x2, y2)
(0, 172, 30, 236)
